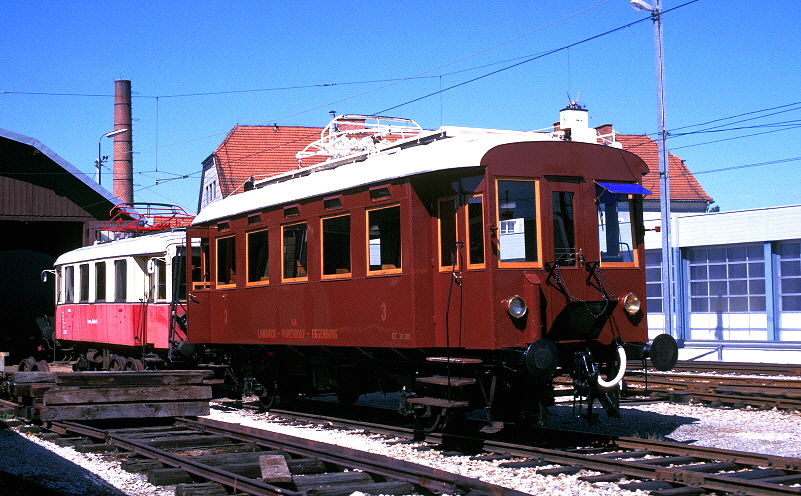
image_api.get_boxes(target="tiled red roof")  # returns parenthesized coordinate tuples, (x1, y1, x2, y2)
(614, 133, 712, 203)
(212, 123, 711, 205)
(212, 125, 326, 197)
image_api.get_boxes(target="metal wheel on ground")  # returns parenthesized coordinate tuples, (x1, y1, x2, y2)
(108, 355, 126, 371)
(124, 357, 144, 371)
(18, 357, 36, 372)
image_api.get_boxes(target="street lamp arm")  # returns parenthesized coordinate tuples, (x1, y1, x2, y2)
(96, 128, 129, 186)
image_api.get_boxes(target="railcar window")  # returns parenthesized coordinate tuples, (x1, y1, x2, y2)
(95, 262, 106, 302)
(172, 250, 189, 300)
(64, 266, 75, 303)
(216, 235, 237, 287)
(368, 205, 401, 273)
(552, 191, 576, 266)
(322, 215, 351, 277)
(497, 180, 539, 265)
(369, 186, 391, 201)
(597, 188, 637, 265)
(467, 195, 485, 267)
(439, 197, 458, 268)
(79, 263, 89, 302)
(156, 259, 167, 301)
(247, 228, 270, 284)
(114, 260, 127, 301)
(190, 237, 210, 290)
(324, 196, 343, 210)
(282, 223, 308, 281)
(284, 205, 300, 219)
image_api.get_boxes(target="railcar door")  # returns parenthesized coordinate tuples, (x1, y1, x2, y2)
(433, 181, 492, 350)
(186, 232, 212, 344)
(542, 176, 600, 310)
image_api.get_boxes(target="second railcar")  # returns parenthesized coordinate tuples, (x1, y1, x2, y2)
(50, 230, 192, 371)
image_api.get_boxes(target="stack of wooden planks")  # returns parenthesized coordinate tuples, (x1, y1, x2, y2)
(12, 370, 213, 421)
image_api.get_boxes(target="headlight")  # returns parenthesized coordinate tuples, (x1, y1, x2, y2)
(622, 293, 641, 315)
(506, 296, 528, 319)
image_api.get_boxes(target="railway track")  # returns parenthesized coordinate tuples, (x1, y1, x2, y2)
(46, 417, 530, 495)
(623, 360, 801, 411)
(223, 408, 801, 496)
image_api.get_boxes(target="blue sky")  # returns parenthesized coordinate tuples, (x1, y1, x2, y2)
(2, 0, 800, 214)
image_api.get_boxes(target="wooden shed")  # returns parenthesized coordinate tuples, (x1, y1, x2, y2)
(0, 128, 121, 362)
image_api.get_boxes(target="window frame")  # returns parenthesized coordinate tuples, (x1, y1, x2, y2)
(495, 178, 542, 269)
(114, 259, 127, 302)
(95, 261, 106, 302)
(155, 258, 168, 301)
(191, 237, 211, 291)
(465, 193, 486, 270)
(215, 234, 237, 289)
(366, 203, 403, 276)
(246, 227, 271, 286)
(64, 265, 75, 303)
(437, 196, 459, 272)
(79, 263, 90, 302)
(596, 188, 640, 268)
(687, 244, 766, 314)
(321, 213, 352, 280)
(281, 221, 309, 283)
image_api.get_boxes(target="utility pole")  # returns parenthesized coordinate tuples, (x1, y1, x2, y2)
(631, 0, 675, 338)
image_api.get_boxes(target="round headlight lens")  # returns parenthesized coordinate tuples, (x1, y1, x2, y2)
(622, 293, 641, 315)
(506, 296, 528, 319)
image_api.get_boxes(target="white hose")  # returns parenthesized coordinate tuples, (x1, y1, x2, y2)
(595, 346, 627, 392)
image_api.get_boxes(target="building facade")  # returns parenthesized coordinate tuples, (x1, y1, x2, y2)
(646, 205, 801, 363)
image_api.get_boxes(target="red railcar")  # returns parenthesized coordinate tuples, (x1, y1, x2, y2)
(46, 207, 196, 372)
(186, 116, 678, 428)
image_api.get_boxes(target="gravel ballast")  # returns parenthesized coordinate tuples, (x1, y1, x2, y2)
(1, 400, 800, 495)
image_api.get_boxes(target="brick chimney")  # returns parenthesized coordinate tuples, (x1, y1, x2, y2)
(113, 80, 133, 204)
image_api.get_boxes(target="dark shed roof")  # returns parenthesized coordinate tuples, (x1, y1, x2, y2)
(0, 128, 121, 220)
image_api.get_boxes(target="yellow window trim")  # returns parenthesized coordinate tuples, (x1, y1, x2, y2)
(215, 234, 237, 289)
(495, 177, 543, 269)
(321, 213, 352, 280)
(366, 203, 402, 276)
(245, 227, 270, 287)
(281, 221, 308, 283)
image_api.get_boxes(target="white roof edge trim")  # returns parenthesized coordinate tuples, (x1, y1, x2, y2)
(193, 131, 560, 226)
(54, 231, 192, 266)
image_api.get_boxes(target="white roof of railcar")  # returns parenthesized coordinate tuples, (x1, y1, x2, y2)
(193, 128, 559, 226)
(54, 230, 188, 266)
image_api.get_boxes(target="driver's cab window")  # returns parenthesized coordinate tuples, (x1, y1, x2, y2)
(596, 183, 642, 266)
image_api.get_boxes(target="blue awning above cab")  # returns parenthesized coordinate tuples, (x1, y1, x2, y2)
(596, 181, 651, 195)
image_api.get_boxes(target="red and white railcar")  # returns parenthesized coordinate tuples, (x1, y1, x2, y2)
(185, 115, 679, 428)
(52, 229, 192, 370)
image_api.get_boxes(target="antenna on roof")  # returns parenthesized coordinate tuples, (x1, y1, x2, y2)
(565, 91, 582, 109)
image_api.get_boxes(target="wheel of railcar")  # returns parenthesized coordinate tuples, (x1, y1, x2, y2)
(124, 357, 144, 371)
(34, 360, 50, 372)
(108, 355, 126, 371)
(257, 377, 281, 410)
(18, 357, 36, 372)
(414, 406, 448, 433)
(335, 389, 361, 407)
(72, 355, 90, 371)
